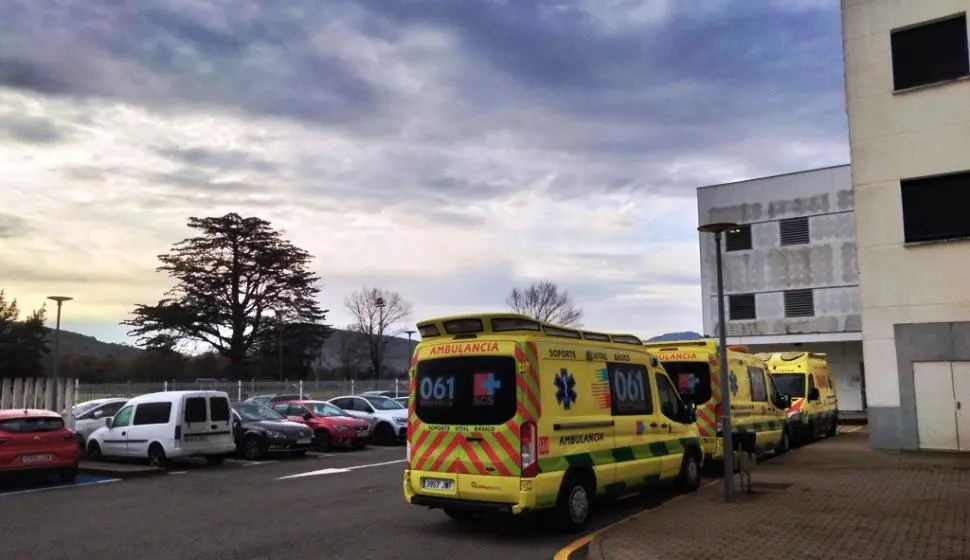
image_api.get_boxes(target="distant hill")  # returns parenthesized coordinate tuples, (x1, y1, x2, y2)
(646, 331, 704, 342)
(43, 329, 142, 362)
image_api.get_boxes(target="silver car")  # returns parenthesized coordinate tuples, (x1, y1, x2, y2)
(71, 398, 129, 452)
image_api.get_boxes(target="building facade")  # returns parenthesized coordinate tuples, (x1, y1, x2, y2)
(842, 1, 970, 450)
(697, 165, 866, 414)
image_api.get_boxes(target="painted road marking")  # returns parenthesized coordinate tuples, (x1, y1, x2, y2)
(554, 479, 719, 560)
(242, 460, 278, 467)
(843, 425, 864, 433)
(169, 471, 188, 475)
(0, 477, 120, 497)
(277, 458, 407, 480)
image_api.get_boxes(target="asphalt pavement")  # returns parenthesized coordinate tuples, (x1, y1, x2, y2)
(0, 446, 680, 560)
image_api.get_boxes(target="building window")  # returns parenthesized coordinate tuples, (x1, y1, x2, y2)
(779, 217, 810, 246)
(728, 294, 756, 320)
(890, 14, 969, 91)
(784, 289, 815, 318)
(901, 171, 970, 243)
(725, 224, 752, 252)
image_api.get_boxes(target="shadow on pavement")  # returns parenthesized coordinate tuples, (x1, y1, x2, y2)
(0, 471, 116, 494)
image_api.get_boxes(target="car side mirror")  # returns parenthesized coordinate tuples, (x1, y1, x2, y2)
(104, 417, 113, 428)
(233, 418, 241, 427)
(808, 387, 820, 401)
(93, 409, 104, 419)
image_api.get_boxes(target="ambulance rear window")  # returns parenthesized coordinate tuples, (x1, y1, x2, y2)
(661, 362, 712, 405)
(772, 374, 806, 398)
(415, 356, 517, 426)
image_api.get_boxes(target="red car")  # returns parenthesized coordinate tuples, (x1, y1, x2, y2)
(0, 409, 80, 482)
(271, 400, 372, 451)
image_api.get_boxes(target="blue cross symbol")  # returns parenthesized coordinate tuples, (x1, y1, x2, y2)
(729, 371, 739, 396)
(481, 374, 502, 395)
(554, 369, 577, 410)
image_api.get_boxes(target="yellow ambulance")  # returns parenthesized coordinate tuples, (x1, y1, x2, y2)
(761, 352, 839, 444)
(642, 340, 792, 465)
(403, 313, 703, 532)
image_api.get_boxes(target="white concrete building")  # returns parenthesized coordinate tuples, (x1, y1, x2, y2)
(697, 165, 866, 414)
(842, 1, 970, 450)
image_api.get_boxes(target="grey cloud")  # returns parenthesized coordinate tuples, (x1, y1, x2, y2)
(0, 213, 30, 238)
(0, 259, 137, 284)
(0, 113, 67, 144)
(155, 146, 278, 173)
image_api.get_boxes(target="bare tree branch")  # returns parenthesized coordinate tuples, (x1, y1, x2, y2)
(344, 287, 413, 379)
(506, 281, 583, 327)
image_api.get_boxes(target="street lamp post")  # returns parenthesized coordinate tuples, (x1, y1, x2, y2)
(405, 329, 416, 362)
(697, 222, 740, 502)
(277, 311, 284, 380)
(47, 296, 73, 412)
(375, 297, 386, 381)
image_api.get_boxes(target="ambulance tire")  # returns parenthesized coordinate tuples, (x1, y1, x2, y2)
(775, 429, 791, 456)
(675, 450, 702, 493)
(554, 471, 594, 533)
(826, 416, 838, 437)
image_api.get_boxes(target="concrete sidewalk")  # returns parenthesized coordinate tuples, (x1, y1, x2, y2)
(590, 428, 970, 560)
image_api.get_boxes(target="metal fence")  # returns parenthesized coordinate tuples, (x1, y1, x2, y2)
(76, 379, 407, 404)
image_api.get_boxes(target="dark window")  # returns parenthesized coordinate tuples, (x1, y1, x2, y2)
(779, 217, 810, 246)
(725, 224, 752, 252)
(352, 398, 374, 413)
(728, 294, 756, 320)
(184, 397, 207, 423)
(661, 361, 713, 405)
(544, 326, 582, 339)
(748, 367, 768, 402)
(329, 398, 351, 410)
(0, 416, 65, 433)
(209, 397, 230, 422)
(288, 404, 307, 417)
(418, 324, 440, 337)
(901, 172, 970, 243)
(133, 402, 172, 426)
(415, 356, 517, 425)
(891, 14, 969, 91)
(443, 318, 483, 334)
(492, 318, 541, 332)
(784, 289, 815, 318)
(608, 362, 653, 416)
(102, 402, 125, 417)
(655, 373, 689, 421)
(772, 374, 806, 398)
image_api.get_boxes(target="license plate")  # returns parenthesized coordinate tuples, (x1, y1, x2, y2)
(185, 435, 204, 442)
(356, 430, 369, 437)
(297, 438, 312, 444)
(21, 454, 53, 463)
(421, 478, 454, 491)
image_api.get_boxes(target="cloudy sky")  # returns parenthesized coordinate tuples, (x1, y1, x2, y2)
(0, 0, 848, 344)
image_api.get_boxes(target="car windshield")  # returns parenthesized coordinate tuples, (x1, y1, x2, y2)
(772, 374, 807, 398)
(0, 417, 65, 433)
(73, 401, 107, 415)
(233, 404, 285, 422)
(306, 402, 346, 417)
(364, 396, 404, 410)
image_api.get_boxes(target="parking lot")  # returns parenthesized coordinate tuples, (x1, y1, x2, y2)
(0, 444, 684, 560)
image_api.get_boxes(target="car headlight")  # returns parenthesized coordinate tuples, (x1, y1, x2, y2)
(334, 424, 350, 432)
(266, 430, 287, 439)
(394, 417, 407, 425)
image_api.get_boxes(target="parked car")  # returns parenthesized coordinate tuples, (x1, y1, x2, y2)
(70, 398, 128, 455)
(394, 396, 409, 408)
(0, 409, 79, 483)
(230, 403, 315, 460)
(327, 395, 407, 445)
(87, 390, 236, 469)
(361, 390, 401, 398)
(244, 394, 306, 406)
(271, 400, 372, 451)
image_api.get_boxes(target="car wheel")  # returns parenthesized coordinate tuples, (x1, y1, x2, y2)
(315, 430, 332, 452)
(59, 467, 78, 483)
(147, 443, 171, 469)
(353, 439, 367, 450)
(290, 450, 308, 457)
(776, 429, 791, 455)
(554, 473, 593, 533)
(86, 441, 104, 462)
(676, 450, 702, 493)
(375, 423, 395, 446)
(826, 416, 838, 437)
(243, 436, 263, 460)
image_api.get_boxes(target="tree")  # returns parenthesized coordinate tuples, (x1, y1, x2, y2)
(506, 281, 583, 327)
(122, 213, 329, 377)
(127, 349, 187, 382)
(344, 288, 412, 380)
(0, 290, 49, 378)
(334, 325, 369, 380)
(253, 319, 331, 380)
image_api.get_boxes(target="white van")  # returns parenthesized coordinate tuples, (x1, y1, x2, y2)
(86, 390, 236, 468)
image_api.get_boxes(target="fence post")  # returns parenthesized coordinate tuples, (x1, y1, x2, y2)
(74, 378, 79, 406)
(237, 380, 242, 401)
(163, 381, 168, 392)
(299, 380, 304, 399)
(395, 378, 400, 398)
(351, 379, 355, 395)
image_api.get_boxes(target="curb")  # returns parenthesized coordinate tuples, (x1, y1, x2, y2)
(78, 464, 166, 479)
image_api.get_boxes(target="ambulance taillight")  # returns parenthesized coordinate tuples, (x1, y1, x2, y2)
(520, 421, 538, 478)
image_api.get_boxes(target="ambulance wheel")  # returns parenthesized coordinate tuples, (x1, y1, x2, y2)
(675, 450, 702, 493)
(775, 429, 790, 456)
(443, 508, 476, 523)
(555, 472, 593, 533)
(826, 416, 838, 437)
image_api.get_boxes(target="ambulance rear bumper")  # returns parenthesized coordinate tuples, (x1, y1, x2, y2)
(410, 495, 522, 514)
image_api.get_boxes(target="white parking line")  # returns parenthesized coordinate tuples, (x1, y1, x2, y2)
(169, 471, 188, 475)
(842, 425, 864, 433)
(277, 458, 407, 480)
(242, 460, 278, 467)
(0, 478, 120, 497)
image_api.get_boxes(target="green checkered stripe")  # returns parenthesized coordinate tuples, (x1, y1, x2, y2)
(788, 410, 836, 426)
(735, 419, 785, 433)
(537, 437, 696, 474)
